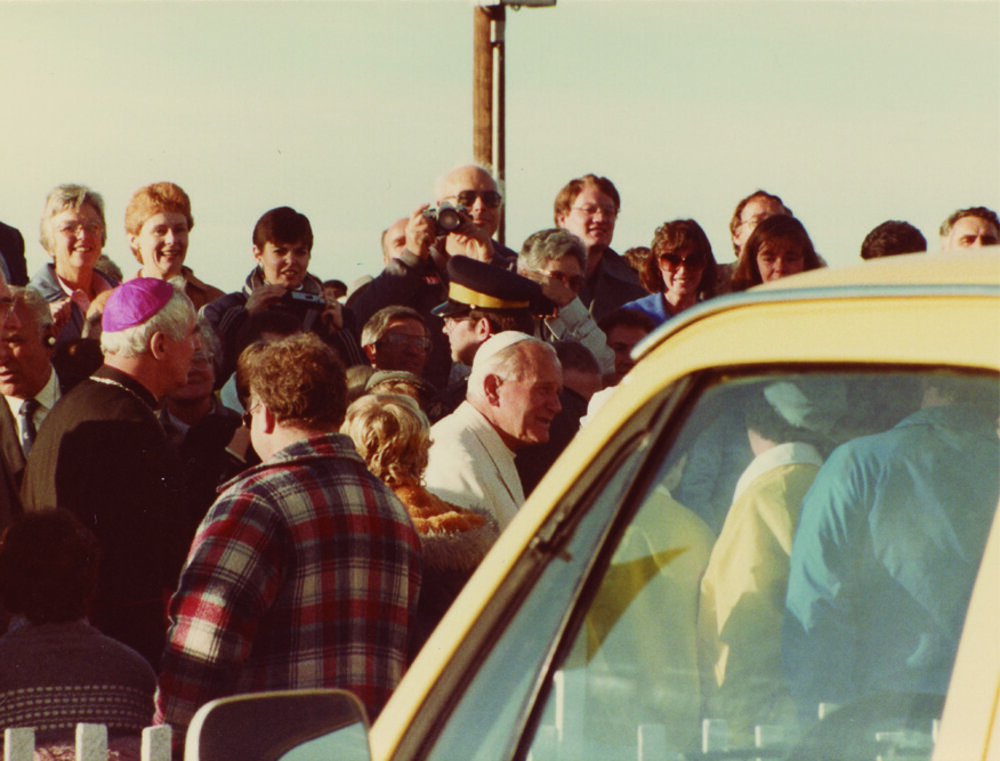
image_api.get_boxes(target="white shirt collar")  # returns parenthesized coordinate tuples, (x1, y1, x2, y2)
(732, 441, 824, 503)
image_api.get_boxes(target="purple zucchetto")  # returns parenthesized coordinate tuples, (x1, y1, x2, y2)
(102, 278, 174, 333)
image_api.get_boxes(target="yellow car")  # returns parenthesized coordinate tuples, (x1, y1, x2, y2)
(186, 250, 1000, 761)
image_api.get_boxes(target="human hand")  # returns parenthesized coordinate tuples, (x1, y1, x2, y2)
(522, 270, 575, 308)
(445, 211, 493, 262)
(245, 283, 288, 315)
(321, 298, 344, 331)
(49, 298, 74, 336)
(406, 204, 436, 259)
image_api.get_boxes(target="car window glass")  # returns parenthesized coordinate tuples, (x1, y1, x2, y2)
(524, 369, 998, 761)
(424, 435, 653, 761)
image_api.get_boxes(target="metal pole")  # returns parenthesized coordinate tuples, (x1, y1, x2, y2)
(494, 6, 506, 244)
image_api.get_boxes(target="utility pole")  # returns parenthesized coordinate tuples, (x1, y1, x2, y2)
(472, 1, 553, 245)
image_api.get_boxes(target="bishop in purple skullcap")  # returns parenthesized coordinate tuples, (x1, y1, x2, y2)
(102, 278, 175, 333)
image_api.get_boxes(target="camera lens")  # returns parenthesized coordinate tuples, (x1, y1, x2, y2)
(437, 205, 463, 232)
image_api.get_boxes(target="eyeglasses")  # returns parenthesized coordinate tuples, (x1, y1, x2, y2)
(454, 190, 503, 209)
(658, 252, 706, 268)
(543, 270, 586, 292)
(570, 204, 618, 219)
(379, 334, 432, 352)
(241, 401, 261, 429)
(57, 221, 104, 237)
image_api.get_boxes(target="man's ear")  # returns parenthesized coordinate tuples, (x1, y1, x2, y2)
(260, 404, 278, 434)
(475, 318, 492, 341)
(149, 331, 168, 360)
(363, 343, 377, 362)
(483, 373, 503, 406)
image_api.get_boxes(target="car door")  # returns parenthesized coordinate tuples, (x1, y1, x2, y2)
(397, 363, 998, 761)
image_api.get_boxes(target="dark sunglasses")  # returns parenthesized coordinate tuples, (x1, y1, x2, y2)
(455, 190, 502, 209)
(659, 252, 706, 268)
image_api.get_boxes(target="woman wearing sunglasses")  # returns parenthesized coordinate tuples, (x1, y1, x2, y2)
(622, 219, 718, 327)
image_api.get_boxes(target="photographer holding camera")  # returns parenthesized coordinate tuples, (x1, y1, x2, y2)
(204, 206, 365, 386)
(353, 165, 517, 391)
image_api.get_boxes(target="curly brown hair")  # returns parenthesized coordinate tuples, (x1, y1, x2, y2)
(237, 333, 347, 428)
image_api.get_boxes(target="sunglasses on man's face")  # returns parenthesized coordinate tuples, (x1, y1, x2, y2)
(454, 190, 502, 209)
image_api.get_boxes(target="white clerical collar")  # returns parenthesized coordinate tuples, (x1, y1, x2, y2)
(732, 441, 824, 503)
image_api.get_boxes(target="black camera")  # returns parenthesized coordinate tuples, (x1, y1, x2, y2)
(424, 202, 466, 235)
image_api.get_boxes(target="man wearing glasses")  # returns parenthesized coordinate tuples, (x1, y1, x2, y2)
(353, 164, 516, 391)
(554, 174, 645, 321)
(360, 305, 433, 378)
(431, 164, 518, 267)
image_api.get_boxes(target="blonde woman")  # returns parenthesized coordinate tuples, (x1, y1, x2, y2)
(342, 393, 498, 656)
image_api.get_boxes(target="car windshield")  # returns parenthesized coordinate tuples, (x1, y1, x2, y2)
(425, 367, 1000, 761)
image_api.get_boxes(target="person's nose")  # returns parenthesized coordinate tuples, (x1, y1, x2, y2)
(549, 391, 562, 414)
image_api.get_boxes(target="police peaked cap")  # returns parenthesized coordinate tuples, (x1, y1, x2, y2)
(432, 255, 554, 317)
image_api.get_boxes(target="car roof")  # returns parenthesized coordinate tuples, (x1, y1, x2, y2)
(759, 247, 1000, 289)
(635, 248, 1000, 361)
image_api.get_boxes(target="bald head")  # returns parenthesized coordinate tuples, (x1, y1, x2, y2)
(435, 165, 501, 239)
(381, 217, 408, 265)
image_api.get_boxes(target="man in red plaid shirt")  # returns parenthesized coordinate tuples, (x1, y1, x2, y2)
(154, 333, 421, 739)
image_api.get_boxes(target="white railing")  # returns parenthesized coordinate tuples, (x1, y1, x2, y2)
(3, 724, 170, 761)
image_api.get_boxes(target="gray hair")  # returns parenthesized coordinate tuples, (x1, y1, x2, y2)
(39, 184, 107, 254)
(518, 228, 587, 273)
(361, 305, 425, 348)
(101, 287, 195, 358)
(467, 333, 558, 405)
(10, 287, 54, 339)
(938, 206, 1000, 237)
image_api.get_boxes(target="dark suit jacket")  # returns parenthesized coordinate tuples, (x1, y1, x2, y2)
(0, 399, 27, 516)
(21, 365, 191, 666)
(0, 369, 77, 530)
(0, 410, 22, 531)
(0, 221, 27, 286)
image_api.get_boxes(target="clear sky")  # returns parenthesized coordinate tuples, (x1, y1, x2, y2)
(1, 0, 997, 293)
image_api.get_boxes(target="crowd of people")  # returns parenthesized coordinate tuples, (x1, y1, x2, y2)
(0, 169, 996, 756)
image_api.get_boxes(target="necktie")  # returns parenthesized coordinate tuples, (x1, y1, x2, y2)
(19, 398, 40, 455)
